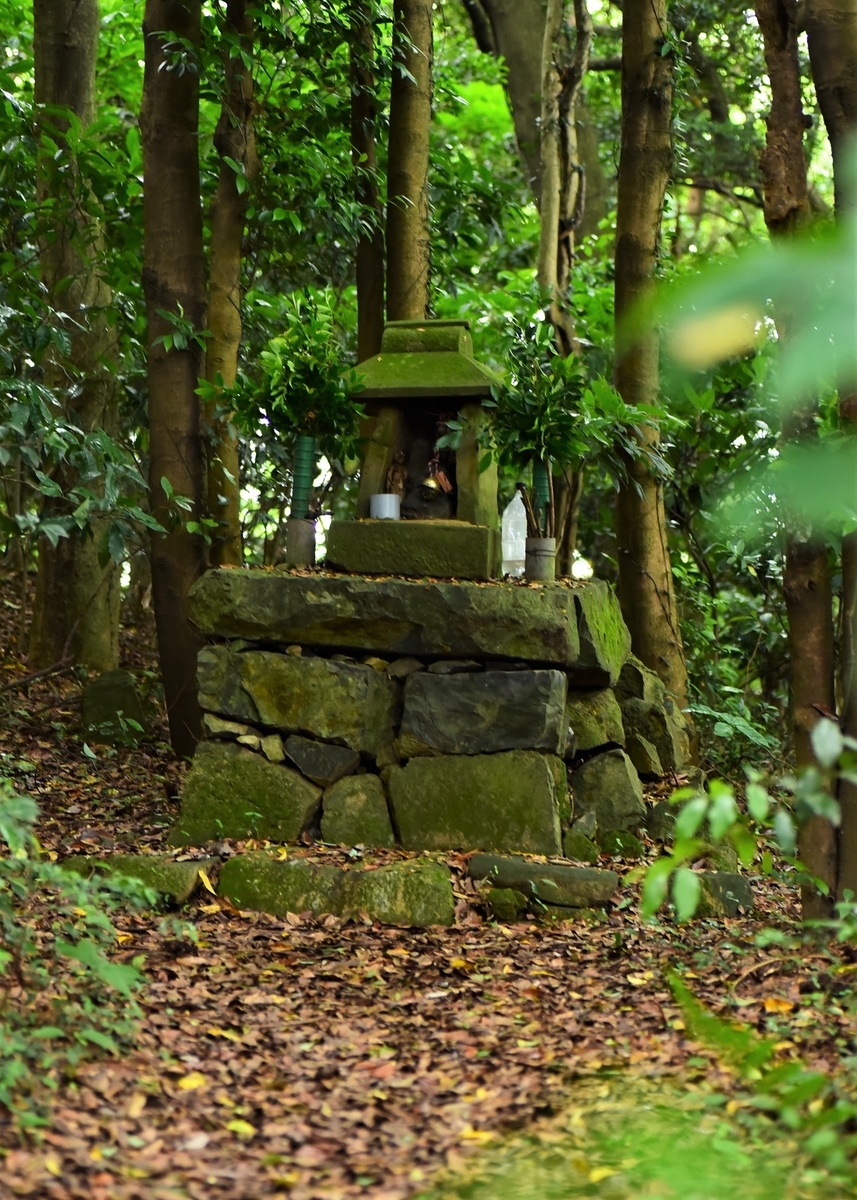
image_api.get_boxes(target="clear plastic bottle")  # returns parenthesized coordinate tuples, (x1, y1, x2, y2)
(501, 491, 527, 577)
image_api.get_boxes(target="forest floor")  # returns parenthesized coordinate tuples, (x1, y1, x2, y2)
(0, 575, 855, 1199)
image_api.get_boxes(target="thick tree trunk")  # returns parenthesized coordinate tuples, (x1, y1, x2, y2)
(205, 0, 257, 568)
(805, 0, 857, 896)
(386, 0, 432, 321)
(29, 0, 121, 672)
(351, 2, 385, 360)
(613, 0, 689, 711)
(141, 0, 207, 758)
(805, 0, 857, 213)
(756, 0, 837, 915)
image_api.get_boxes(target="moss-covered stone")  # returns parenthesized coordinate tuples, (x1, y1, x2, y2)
(620, 698, 692, 772)
(197, 646, 397, 755)
(64, 854, 213, 905)
(626, 732, 663, 779)
(571, 748, 646, 833)
(284, 735, 360, 786)
(385, 751, 562, 855)
(398, 669, 568, 756)
(574, 582, 631, 687)
(169, 741, 322, 846)
(321, 775, 396, 847)
(616, 655, 665, 704)
(326, 519, 500, 581)
(456, 403, 500, 530)
(81, 670, 147, 744)
(468, 852, 618, 906)
(645, 799, 676, 842)
(562, 829, 600, 864)
(565, 688, 625, 752)
(696, 871, 754, 918)
(189, 571, 599, 668)
(355, 406, 403, 518)
(485, 887, 529, 922)
(217, 852, 343, 917)
(340, 859, 454, 926)
(532, 903, 607, 923)
(599, 829, 645, 859)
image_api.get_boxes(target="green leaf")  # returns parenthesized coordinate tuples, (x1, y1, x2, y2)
(672, 867, 701, 922)
(746, 783, 770, 822)
(78, 1027, 120, 1053)
(812, 719, 843, 769)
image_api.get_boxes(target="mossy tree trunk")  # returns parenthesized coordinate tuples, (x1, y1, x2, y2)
(385, 0, 432, 321)
(613, 0, 689, 712)
(141, 0, 207, 757)
(204, 0, 257, 568)
(29, 0, 121, 672)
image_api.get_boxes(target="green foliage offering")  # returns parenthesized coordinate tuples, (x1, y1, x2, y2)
(228, 289, 364, 465)
(0, 782, 149, 1125)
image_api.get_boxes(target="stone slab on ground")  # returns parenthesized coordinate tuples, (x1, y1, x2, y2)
(321, 775, 396, 847)
(570, 748, 646, 833)
(216, 852, 454, 926)
(385, 751, 562, 855)
(326, 519, 500, 581)
(398, 669, 567, 756)
(565, 688, 625, 752)
(81, 670, 147, 743)
(340, 860, 454, 926)
(189, 570, 629, 675)
(169, 741, 322, 846)
(285, 735, 360, 786)
(197, 646, 397, 755)
(64, 854, 214, 905)
(698, 871, 754, 917)
(468, 852, 618, 907)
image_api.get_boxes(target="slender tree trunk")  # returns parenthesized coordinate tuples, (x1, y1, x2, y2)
(204, 0, 257, 568)
(386, 0, 432, 321)
(756, 0, 838, 915)
(141, 0, 207, 758)
(805, 0, 857, 895)
(351, 2, 385, 360)
(536, 0, 564, 305)
(613, 0, 689, 711)
(29, 0, 121, 672)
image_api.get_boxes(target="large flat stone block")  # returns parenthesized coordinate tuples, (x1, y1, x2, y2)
(321, 775, 396, 847)
(326, 519, 500, 581)
(571, 747, 646, 833)
(340, 860, 454, 926)
(190, 571, 628, 673)
(468, 853, 618, 907)
(385, 751, 562, 855)
(398, 669, 567, 756)
(169, 741, 321, 846)
(197, 646, 397, 755)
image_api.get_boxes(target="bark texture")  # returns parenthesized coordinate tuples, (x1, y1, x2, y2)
(805, 0, 857, 212)
(351, 2, 385, 360)
(386, 0, 432, 321)
(205, 0, 257, 568)
(29, 0, 121, 671)
(141, 0, 207, 757)
(757, 0, 837, 915)
(613, 0, 689, 711)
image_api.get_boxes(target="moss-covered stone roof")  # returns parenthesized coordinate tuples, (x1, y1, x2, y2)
(357, 319, 501, 399)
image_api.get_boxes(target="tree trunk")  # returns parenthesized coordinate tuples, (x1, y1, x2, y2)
(141, 0, 207, 758)
(351, 1, 385, 359)
(536, 0, 564, 305)
(29, 0, 121, 672)
(805, 0, 857, 213)
(204, 0, 257, 569)
(805, 0, 857, 896)
(386, 0, 432, 320)
(756, 0, 837, 915)
(613, 0, 689, 711)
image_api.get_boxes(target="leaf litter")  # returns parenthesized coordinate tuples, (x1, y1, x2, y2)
(0, 578, 855, 1198)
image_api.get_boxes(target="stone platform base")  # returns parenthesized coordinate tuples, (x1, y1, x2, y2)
(326, 518, 500, 581)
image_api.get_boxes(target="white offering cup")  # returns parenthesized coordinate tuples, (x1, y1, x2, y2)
(370, 493, 401, 520)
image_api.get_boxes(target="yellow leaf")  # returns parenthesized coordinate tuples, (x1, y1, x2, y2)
(121, 1167, 151, 1180)
(460, 1126, 494, 1143)
(127, 1092, 147, 1118)
(274, 1171, 301, 1187)
(73, 907, 88, 918)
(763, 997, 794, 1014)
(90, 1147, 103, 1162)
(626, 972, 654, 987)
(226, 1119, 256, 1140)
(199, 901, 221, 914)
(178, 1071, 208, 1091)
(208, 1027, 243, 1043)
(44, 1156, 62, 1177)
(668, 305, 762, 370)
(198, 868, 216, 895)
(450, 957, 468, 969)
(409, 1168, 425, 1183)
(116, 932, 134, 944)
(589, 1167, 618, 1183)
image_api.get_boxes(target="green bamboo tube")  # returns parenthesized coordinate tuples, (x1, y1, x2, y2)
(532, 458, 550, 536)
(291, 434, 317, 519)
